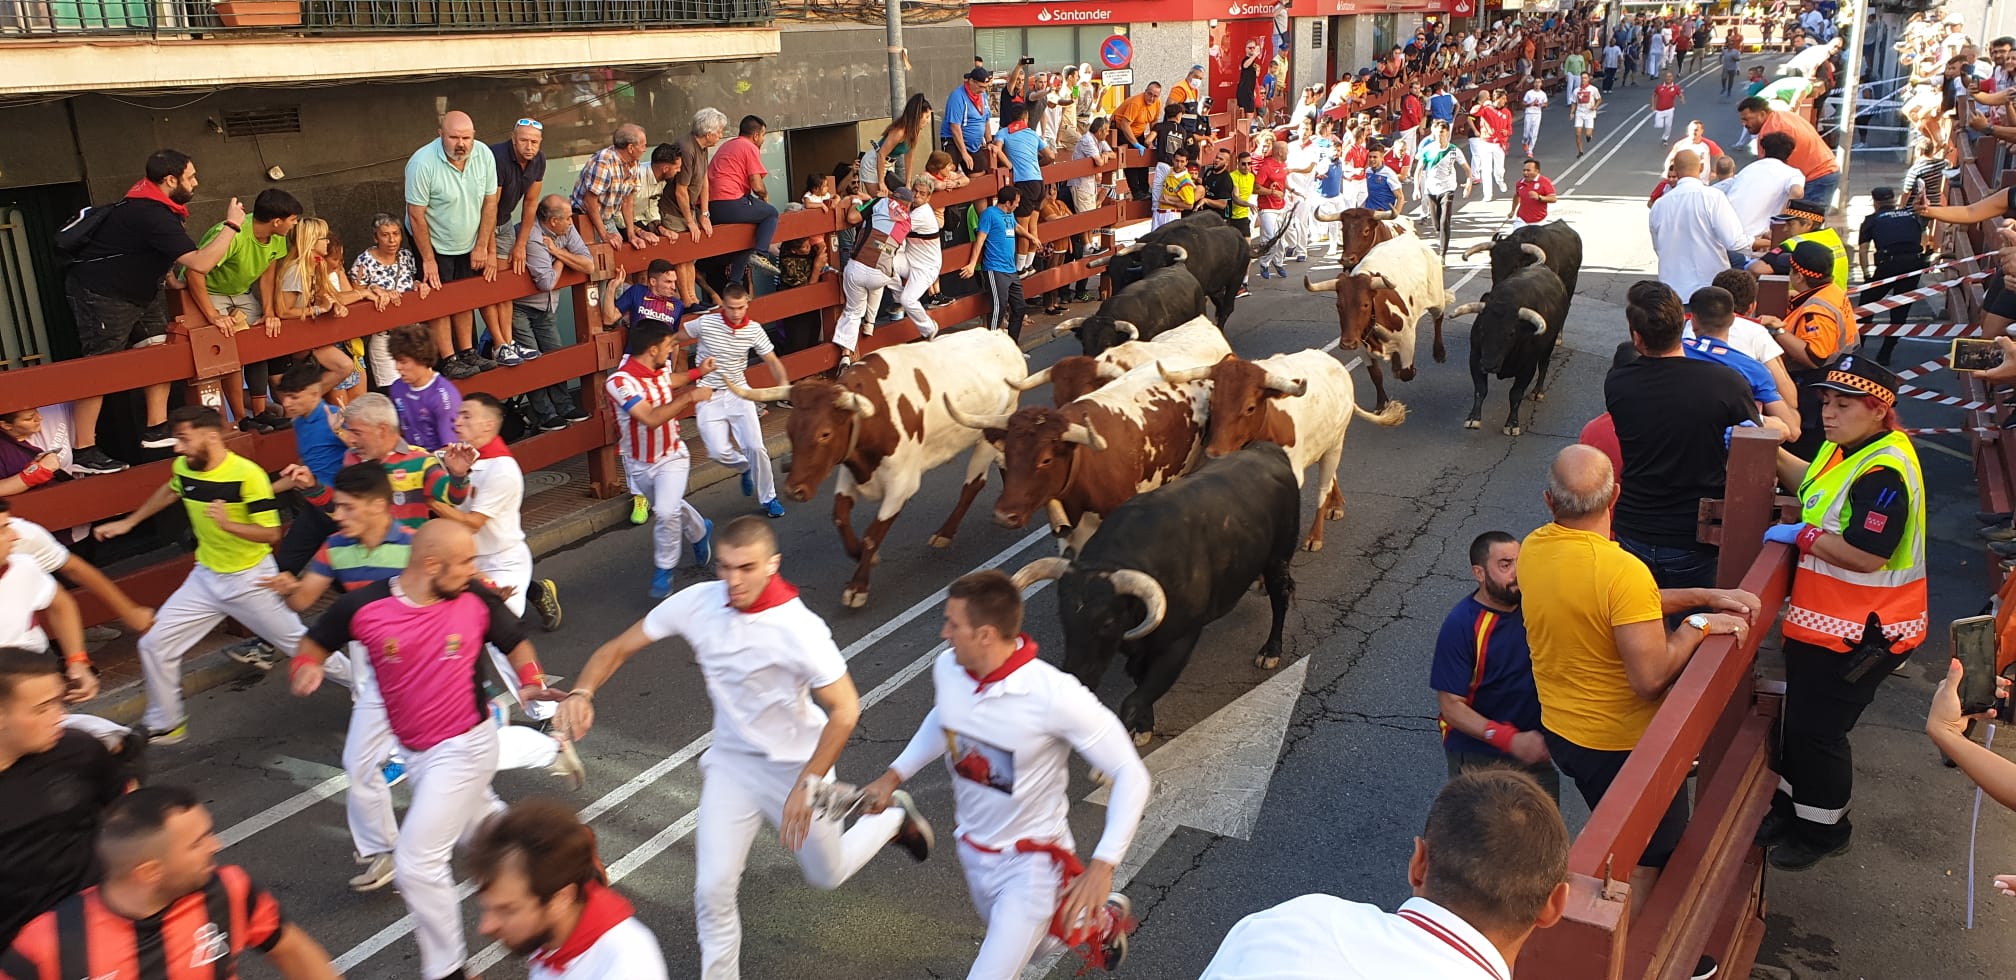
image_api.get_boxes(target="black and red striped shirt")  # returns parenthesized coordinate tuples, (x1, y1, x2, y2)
(1, 866, 285, 980)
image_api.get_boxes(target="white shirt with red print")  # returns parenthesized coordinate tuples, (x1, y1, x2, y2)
(604, 356, 688, 465)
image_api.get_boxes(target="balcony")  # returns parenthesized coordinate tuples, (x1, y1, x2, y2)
(0, 0, 780, 94)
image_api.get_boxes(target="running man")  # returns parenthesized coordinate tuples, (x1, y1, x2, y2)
(1509, 158, 1558, 230)
(95, 406, 307, 744)
(687, 283, 789, 520)
(1572, 72, 1602, 156)
(291, 521, 560, 980)
(1650, 70, 1684, 144)
(606, 317, 717, 599)
(861, 569, 1150, 979)
(557, 517, 934, 980)
(1520, 78, 1548, 157)
(470, 799, 672, 980)
(438, 393, 562, 631)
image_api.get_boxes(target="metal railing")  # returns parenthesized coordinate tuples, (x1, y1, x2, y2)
(0, 0, 772, 37)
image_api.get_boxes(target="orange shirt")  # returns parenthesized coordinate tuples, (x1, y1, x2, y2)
(1758, 109, 1839, 181)
(1112, 93, 1161, 139)
(1786, 280, 1857, 362)
(5, 866, 285, 979)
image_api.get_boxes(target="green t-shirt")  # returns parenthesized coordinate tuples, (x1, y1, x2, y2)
(1758, 76, 1811, 106)
(1564, 53, 1587, 75)
(195, 222, 290, 298)
(172, 451, 281, 573)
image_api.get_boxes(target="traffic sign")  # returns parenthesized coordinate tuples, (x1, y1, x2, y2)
(1101, 68, 1134, 86)
(1100, 34, 1132, 69)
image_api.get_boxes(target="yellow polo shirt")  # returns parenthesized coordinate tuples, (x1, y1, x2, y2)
(1519, 521, 1665, 751)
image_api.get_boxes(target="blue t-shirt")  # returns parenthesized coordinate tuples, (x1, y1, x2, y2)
(615, 282, 683, 327)
(976, 206, 1017, 273)
(1000, 126, 1045, 183)
(1428, 92, 1457, 124)
(943, 85, 989, 152)
(1363, 166, 1400, 212)
(292, 401, 348, 486)
(1683, 335, 1780, 406)
(1430, 594, 1542, 760)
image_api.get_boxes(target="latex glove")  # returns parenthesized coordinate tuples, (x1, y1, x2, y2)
(1763, 521, 1821, 555)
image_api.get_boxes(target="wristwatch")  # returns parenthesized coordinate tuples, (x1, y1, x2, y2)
(1685, 613, 1710, 631)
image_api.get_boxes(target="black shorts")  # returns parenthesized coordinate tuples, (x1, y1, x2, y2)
(1014, 179, 1047, 217)
(431, 249, 477, 283)
(66, 280, 168, 357)
(1987, 275, 2016, 320)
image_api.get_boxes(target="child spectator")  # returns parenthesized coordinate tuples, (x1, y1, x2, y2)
(385, 324, 462, 451)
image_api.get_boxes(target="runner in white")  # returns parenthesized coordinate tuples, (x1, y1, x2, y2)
(0, 520, 93, 699)
(686, 284, 788, 519)
(605, 317, 716, 600)
(558, 516, 932, 980)
(0, 497, 156, 640)
(834, 190, 909, 360)
(895, 175, 945, 339)
(470, 799, 670, 980)
(1520, 79, 1547, 157)
(1571, 72, 1602, 157)
(861, 569, 1150, 980)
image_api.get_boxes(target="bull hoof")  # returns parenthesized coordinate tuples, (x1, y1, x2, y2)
(1463, 418, 1481, 430)
(1503, 424, 1523, 437)
(1303, 538, 1325, 552)
(870, 551, 882, 567)
(1432, 344, 1447, 364)
(1130, 729, 1154, 748)
(1322, 505, 1345, 521)
(927, 534, 953, 549)
(841, 588, 869, 608)
(1252, 578, 1268, 594)
(1530, 390, 1546, 402)
(1255, 653, 1282, 670)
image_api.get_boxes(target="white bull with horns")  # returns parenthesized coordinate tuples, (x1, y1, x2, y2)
(1303, 230, 1451, 409)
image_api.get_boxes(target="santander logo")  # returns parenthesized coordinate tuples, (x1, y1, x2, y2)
(1226, 0, 1270, 13)
(1035, 5, 1115, 21)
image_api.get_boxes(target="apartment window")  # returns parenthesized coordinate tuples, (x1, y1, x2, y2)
(975, 26, 1114, 72)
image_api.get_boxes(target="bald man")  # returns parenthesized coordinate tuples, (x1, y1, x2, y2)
(292, 520, 565, 980)
(405, 109, 502, 380)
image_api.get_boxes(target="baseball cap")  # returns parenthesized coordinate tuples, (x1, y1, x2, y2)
(1771, 198, 1828, 223)
(1808, 353, 1900, 405)
(965, 67, 991, 82)
(1788, 240, 1837, 279)
(890, 186, 915, 204)
(1871, 185, 1898, 203)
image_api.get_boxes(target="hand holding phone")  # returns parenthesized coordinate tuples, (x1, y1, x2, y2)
(1952, 337, 2006, 373)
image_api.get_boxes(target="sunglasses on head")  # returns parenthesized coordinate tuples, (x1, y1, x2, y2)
(515, 118, 544, 130)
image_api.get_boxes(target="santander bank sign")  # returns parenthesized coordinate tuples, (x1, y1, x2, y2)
(1035, 5, 1115, 20)
(967, 0, 1274, 26)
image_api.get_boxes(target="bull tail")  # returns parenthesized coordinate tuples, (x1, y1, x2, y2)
(1354, 399, 1408, 427)
(1248, 215, 1293, 258)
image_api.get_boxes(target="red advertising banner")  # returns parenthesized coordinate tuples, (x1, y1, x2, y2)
(967, 0, 1274, 27)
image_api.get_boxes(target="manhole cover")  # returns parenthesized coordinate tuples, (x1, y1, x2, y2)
(525, 470, 571, 495)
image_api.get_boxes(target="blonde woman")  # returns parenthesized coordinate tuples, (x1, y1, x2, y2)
(276, 218, 379, 404)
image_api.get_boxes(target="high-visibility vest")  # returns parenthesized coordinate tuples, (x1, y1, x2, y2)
(1782, 227, 1850, 290)
(1782, 431, 1929, 653)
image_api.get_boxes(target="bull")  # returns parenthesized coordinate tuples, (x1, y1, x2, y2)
(1304, 231, 1451, 409)
(1159, 349, 1406, 551)
(732, 328, 1025, 607)
(1053, 263, 1208, 359)
(1443, 262, 1569, 436)
(1460, 220, 1584, 298)
(1012, 316, 1233, 406)
(1096, 211, 1288, 327)
(1309, 205, 1415, 268)
(1010, 442, 1300, 744)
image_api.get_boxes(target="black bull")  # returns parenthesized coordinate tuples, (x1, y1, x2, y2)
(1011, 442, 1300, 744)
(1448, 263, 1569, 436)
(1094, 212, 1289, 328)
(1054, 263, 1209, 358)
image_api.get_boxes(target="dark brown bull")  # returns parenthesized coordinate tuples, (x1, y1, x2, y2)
(1311, 205, 1406, 268)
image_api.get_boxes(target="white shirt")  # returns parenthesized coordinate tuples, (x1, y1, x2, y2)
(901, 203, 942, 270)
(462, 451, 526, 558)
(3, 516, 70, 573)
(1649, 176, 1750, 300)
(1667, 137, 1716, 169)
(1200, 895, 1510, 980)
(1603, 44, 1623, 68)
(1416, 141, 1469, 196)
(1522, 89, 1547, 116)
(529, 915, 669, 980)
(1687, 315, 1784, 365)
(889, 647, 1149, 865)
(1286, 142, 1320, 196)
(1716, 157, 1806, 238)
(684, 312, 776, 391)
(0, 554, 57, 653)
(1070, 132, 1109, 194)
(641, 580, 846, 763)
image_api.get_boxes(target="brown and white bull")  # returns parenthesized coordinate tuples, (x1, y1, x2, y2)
(947, 362, 1211, 556)
(1158, 349, 1408, 551)
(732, 328, 1025, 608)
(1309, 205, 1416, 268)
(1304, 231, 1451, 409)
(1010, 315, 1233, 406)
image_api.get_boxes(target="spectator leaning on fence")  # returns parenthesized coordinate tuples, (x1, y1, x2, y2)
(183, 188, 301, 431)
(517, 194, 599, 432)
(403, 109, 500, 381)
(62, 149, 246, 476)
(487, 118, 548, 370)
(707, 114, 783, 286)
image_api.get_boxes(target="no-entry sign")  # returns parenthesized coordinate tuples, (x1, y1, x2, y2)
(1100, 34, 1133, 69)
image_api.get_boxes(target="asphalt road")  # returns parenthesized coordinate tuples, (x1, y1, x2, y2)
(141, 55, 1993, 980)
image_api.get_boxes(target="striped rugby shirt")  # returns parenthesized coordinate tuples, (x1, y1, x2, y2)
(304, 445, 468, 532)
(684, 312, 774, 391)
(308, 524, 414, 591)
(605, 358, 688, 464)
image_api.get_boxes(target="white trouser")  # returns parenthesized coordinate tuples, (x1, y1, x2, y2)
(366, 332, 397, 389)
(896, 246, 943, 336)
(957, 840, 1070, 980)
(140, 557, 304, 731)
(1523, 112, 1542, 151)
(1337, 179, 1367, 210)
(1258, 208, 1289, 267)
(395, 721, 504, 980)
(625, 453, 709, 572)
(694, 747, 909, 980)
(834, 257, 898, 353)
(1469, 140, 1501, 202)
(1151, 210, 1181, 230)
(1566, 74, 1581, 109)
(478, 543, 555, 722)
(695, 390, 776, 503)
(1282, 198, 1312, 259)
(1653, 107, 1674, 139)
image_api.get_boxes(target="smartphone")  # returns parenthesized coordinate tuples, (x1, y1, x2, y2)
(1020, 56, 1037, 65)
(1954, 615, 2001, 715)
(1952, 337, 2005, 372)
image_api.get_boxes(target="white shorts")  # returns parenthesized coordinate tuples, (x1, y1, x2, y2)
(1575, 110, 1597, 129)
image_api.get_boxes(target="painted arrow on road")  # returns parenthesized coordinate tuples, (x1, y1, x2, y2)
(1020, 655, 1310, 978)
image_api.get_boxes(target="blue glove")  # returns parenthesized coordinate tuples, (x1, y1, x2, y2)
(1761, 522, 1805, 545)
(1133, 143, 1146, 153)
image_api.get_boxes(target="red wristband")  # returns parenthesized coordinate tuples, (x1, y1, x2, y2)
(288, 655, 318, 682)
(1794, 523, 1824, 556)
(20, 461, 54, 487)
(64, 651, 91, 667)
(516, 661, 545, 688)
(688, 367, 705, 383)
(1484, 722, 1519, 754)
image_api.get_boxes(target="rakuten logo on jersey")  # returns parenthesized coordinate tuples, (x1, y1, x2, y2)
(1035, 6, 1114, 21)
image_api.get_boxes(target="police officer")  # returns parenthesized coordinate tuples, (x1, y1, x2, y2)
(1749, 198, 1849, 290)
(1857, 186, 1932, 364)
(1758, 356, 1926, 871)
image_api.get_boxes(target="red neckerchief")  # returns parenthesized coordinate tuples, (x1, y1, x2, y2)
(529, 882, 635, 974)
(124, 178, 188, 218)
(474, 436, 513, 460)
(966, 635, 1040, 691)
(732, 575, 800, 614)
(965, 84, 987, 113)
(1005, 120, 1030, 133)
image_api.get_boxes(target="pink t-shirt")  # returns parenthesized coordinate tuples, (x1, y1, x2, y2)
(707, 136, 766, 202)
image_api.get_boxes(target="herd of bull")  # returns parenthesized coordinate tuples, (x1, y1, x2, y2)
(730, 210, 1585, 744)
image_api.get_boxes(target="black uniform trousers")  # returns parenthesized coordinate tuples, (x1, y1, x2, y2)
(1773, 636, 1907, 842)
(1865, 251, 1928, 362)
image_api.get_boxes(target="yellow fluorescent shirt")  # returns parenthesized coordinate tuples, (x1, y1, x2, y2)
(172, 452, 281, 573)
(1518, 521, 1666, 751)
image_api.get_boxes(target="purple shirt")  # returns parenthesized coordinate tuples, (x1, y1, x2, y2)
(390, 373, 462, 451)
(306, 579, 526, 751)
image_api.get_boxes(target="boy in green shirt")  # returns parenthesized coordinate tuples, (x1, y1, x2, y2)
(183, 188, 302, 428)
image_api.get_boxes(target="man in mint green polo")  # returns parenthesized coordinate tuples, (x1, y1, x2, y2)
(403, 109, 501, 379)
(183, 188, 302, 427)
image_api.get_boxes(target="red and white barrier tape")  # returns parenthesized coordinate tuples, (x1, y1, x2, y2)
(1904, 426, 1995, 435)
(1898, 383, 1992, 410)
(1852, 271, 1993, 317)
(1858, 321, 1979, 339)
(1895, 357, 1949, 382)
(1851, 250, 1995, 295)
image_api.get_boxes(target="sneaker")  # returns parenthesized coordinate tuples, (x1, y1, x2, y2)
(763, 498, 786, 519)
(515, 343, 542, 362)
(1693, 955, 1718, 979)
(1754, 806, 1792, 847)
(563, 405, 594, 423)
(547, 735, 587, 790)
(1236, 286, 1252, 298)
(1096, 893, 1134, 970)
(139, 422, 176, 448)
(349, 853, 396, 892)
(440, 351, 480, 380)
(495, 343, 524, 367)
(1990, 540, 2016, 558)
(650, 567, 674, 600)
(1766, 824, 1852, 871)
(148, 721, 189, 745)
(223, 638, 282, 669)
(740, 470, 754, 497)
(1978, 511, 2013, 525)
(687, 298, 715, 316)
(528, 578, 562, 632)
(692, 518, 714, 568)
(630, 494, 649, 525)
(1981, 524, 2016, 542)
(537, 415, 568, 432)
(71, 447, 130, 475)
(747, 252, 781, 277)
(886, 789, 935, 862)
(1257, 266, 1272, 280)
(380, 760, 408, 787)
(466, 350, 500, 373)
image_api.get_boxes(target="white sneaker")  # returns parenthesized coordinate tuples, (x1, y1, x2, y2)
(547, 736, 586, 791)
(349, 853, 395, 892)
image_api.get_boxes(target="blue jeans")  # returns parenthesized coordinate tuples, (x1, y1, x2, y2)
(1618, 535, 1719, 625)
(1803, 171, 1838, 208)
(709, 194, 779, 284)
(511, 303, 573, 420)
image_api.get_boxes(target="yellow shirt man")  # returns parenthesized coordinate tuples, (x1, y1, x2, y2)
(1518, 521, 1665, 751)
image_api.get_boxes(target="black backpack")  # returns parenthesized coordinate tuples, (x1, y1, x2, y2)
(54, 199, 126, 262)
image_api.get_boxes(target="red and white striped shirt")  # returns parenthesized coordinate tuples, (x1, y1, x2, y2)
(605, 358, 687, 464)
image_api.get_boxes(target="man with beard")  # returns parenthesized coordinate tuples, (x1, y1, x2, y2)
(1429, 531, 1559, 801)
(470, 799, 669, 980)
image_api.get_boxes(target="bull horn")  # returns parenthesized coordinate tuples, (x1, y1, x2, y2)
(1263, 371, 1307, 396)
(1010, 556, 1073, 591)
(1087, 253, 1113, 269)
(1115, 243, 1143, 257)
(1061, 422, 1108, 451)
(1157, 360, 1214, 385)
(1517, 307, 1549, 333)
(1109, 569, 1168, 640)
(1113, 320, 1140, 341)
(943, 394, 1012, 430)
(833, 390, 877, 417)
(1367, 274, 1394, 291)
(1446, 302, 1485, 318)
(1053, 317, 1089, 336)
(1461, 242, 1492, 260)
(1304, 276, 1338, 293)
(1369, 209, 1395, 220)
(1519, 242, 1547, 264)
(1313, 204, 1342, 222)
(730, 382, 793, 402)
(1008, 367, 1053, 392)
(1164, 245, 1189, 263)
(1093, 361, 1126, 381)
